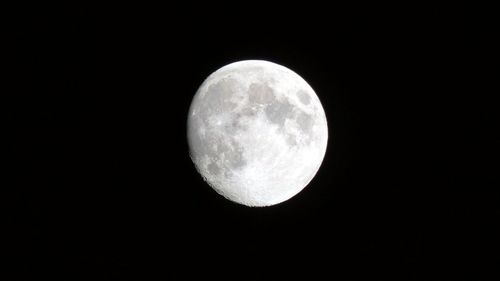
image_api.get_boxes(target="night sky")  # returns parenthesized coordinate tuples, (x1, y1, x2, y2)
(6, 3, 497, 280)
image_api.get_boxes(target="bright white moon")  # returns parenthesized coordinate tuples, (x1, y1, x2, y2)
(187, 60, 328, 207)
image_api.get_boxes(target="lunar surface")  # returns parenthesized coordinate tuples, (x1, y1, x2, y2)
(187, 60, 328, 207)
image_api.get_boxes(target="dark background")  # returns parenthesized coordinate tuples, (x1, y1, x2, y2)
(6, 3, 497, 280)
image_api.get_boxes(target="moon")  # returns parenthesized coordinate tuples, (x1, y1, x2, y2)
(187, 60, 328, 207)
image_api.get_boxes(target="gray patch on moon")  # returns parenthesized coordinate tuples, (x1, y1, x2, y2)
(286, 134, 298, 146)
(240, 106, 258, 118)
(207, 162, 221, 175)
(265, 98, 294, 126)
(223, 114, 245, 135)
(224, 140, 246, 169)
(197, 135, 218, 160)
(297, 90, 311, 105)
(296, 111, 315, 145)
(248, 83, 275, 105)
(203, 137, 246, 178)
(204, 77, 238, 113)
(296, 111, 314, 134)
(279, 110, 315, 148)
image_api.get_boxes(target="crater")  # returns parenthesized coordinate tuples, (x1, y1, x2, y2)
(297, 90, 311, 105)
(226, 149, 245, 169)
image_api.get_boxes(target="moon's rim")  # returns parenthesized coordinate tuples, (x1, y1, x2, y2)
(187, 59, 329, 207)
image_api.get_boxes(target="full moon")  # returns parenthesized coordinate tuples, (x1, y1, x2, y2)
(187, 60, 328, 207)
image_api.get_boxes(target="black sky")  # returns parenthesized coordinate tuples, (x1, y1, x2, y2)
(6, 3, 497, 280)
